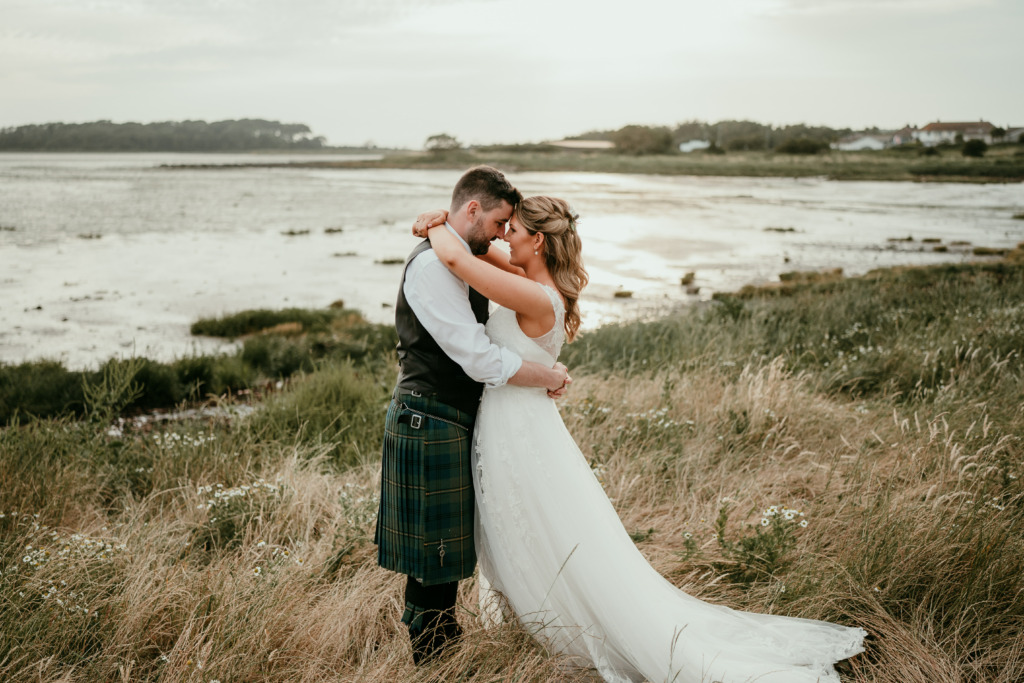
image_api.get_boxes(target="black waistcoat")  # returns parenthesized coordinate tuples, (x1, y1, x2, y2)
(394, 239, 489, 414)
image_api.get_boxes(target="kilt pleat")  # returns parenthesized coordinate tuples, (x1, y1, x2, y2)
(375, 394, 477, 586)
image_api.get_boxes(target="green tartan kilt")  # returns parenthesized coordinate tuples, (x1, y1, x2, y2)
(374, 393, 477, 586)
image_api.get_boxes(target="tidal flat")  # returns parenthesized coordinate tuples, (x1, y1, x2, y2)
(2, 155, 1022, 369)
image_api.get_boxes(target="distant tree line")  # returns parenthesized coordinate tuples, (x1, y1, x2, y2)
(570, 119, 856, 155)
(0, 119, 327, 152)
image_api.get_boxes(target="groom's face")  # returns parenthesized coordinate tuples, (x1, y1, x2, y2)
(465, 200, 514, 256)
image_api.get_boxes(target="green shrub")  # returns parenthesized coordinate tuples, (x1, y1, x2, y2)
(241, 336, 314, 377)
(129, 359, 185, 410)
(726, 136, 767, 151)
(775, 138, 828, 155)
(190, 308, 347, 338)
(0, 360, 84, 423)
(962, 139, 988, 157)
(246, 361, 392, 469)
(611, 125, 675, 155)
(83, 358, 143, 424)
(713, 504, 807, 584)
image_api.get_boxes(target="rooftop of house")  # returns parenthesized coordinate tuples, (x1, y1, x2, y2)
(920, 121, 994, 133)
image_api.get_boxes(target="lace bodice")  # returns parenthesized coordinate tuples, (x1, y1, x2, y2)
(484, 283, 565, 364)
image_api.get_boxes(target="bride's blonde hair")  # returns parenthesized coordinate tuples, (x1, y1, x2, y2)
(515, 196, 588, 342)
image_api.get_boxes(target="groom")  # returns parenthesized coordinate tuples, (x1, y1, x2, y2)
(374, 166, 569, 664)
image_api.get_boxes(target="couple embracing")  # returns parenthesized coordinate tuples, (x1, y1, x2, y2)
(374, 166, 865, 682)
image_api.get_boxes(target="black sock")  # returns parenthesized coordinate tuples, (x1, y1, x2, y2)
(402, 576, 461, 664)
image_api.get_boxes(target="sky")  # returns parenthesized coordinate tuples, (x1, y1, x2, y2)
(1, 0, 1021, 148)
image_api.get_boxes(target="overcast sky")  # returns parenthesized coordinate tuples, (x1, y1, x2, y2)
(2, 0, 1021, 148)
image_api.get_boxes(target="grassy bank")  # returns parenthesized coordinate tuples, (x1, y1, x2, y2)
(1, 254, 1023, 681)
(0, 308, 396, 424)
(179, 144, 1024, 182)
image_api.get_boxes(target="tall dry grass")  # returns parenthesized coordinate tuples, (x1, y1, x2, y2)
(2, 259, 1022, 681)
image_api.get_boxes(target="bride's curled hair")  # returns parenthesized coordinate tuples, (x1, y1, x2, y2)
(515, 196, 589, 342)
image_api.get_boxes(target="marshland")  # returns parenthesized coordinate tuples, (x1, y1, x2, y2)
(2, 248, 1023, 681)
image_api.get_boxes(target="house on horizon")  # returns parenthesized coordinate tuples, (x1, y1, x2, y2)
(891, 126, 918, 145)
(831, 133, 890, 151)
(678, 139, 711, 153)
(915, 121, 995, 146)
(1004, 127, 1024, 143)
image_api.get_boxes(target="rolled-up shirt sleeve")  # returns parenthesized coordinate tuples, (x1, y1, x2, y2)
(403, 249, 522, 387)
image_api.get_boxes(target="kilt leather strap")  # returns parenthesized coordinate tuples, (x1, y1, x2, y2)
(396, 402, 469, 432)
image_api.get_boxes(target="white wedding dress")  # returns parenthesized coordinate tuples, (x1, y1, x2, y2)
(472, 284, 866, 683)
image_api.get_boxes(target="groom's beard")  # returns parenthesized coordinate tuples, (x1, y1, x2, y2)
(465, 216, 493, 256)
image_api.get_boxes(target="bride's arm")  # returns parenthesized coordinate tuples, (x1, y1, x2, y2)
(479, 243, 525, 276)
(413, 210, 524, 276)
(426, 225, 552, 322)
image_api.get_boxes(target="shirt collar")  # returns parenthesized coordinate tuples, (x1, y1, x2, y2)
(445, 222, 472, 253)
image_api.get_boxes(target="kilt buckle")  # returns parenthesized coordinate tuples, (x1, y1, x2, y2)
(395, 403, 468, 432)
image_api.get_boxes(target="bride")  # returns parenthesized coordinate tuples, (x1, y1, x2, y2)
(413, 197, 865, 683)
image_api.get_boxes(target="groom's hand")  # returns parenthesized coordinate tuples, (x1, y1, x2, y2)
(547, 362, 572, 399)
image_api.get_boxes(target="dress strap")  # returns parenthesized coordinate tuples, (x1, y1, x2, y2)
(538, 282, 565, 322)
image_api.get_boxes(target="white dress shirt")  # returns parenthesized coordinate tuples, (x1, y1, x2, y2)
(403, 223, 523, 387)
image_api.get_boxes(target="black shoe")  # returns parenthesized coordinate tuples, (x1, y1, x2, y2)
(409, 607, 462, 665)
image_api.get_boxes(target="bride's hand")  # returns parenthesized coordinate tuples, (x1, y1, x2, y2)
(412, 209, 449, 238)
(547, 362, 572, 399)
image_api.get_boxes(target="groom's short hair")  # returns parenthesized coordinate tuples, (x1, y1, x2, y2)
(450, 166, 522, 213)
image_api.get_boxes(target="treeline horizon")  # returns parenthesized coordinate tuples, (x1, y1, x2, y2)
(0, 119, 327, 152)
(568, 119, 868, 154)
(4, 116, 1013, 156)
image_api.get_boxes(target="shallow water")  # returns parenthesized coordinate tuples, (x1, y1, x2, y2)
(1, 153, 1021, 368)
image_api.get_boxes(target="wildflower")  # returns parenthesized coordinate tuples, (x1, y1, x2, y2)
(783, 511, 795, 520)
(760, 518, 770, 527)
(253, 566, 262, 576)
(683, 532, 692, 539)
(799, 520, 808, 528)
(256, 540, 266, 548)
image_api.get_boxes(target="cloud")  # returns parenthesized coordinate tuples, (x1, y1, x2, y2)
(1, 0, 1020, 145)
(762, 0, 996, 14)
